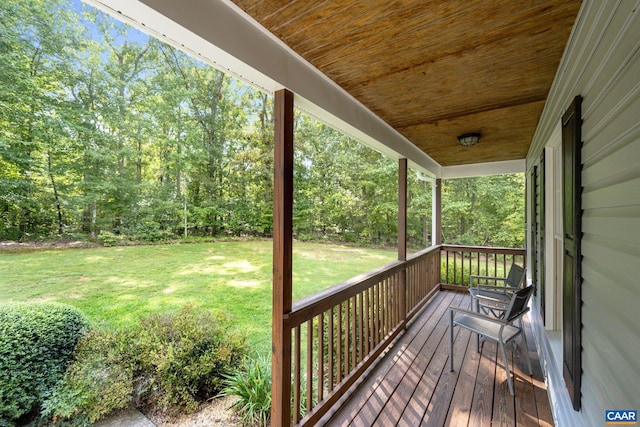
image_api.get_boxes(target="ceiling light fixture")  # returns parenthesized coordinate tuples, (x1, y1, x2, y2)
(457, 132, 481, 147)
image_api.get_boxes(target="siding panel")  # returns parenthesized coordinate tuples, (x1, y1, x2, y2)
(582, 176, 640, 209)
(582, 209, 640, 242)
(583, 124, 640, 192)
(578, 0, 640, 420)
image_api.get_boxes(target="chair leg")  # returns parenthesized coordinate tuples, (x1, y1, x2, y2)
(471, 298, 481, 352)
(520, 319, 533, 376)
(499, 339, 515, 396)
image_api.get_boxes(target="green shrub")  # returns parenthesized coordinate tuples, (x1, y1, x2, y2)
(96, 231, 125, 247)
(22, 305, 245, 424)
(221, 356, 271, 427)
(41, 327, 135, 425)
(135, 306, 246, 413)
(0, 302, 89, 426)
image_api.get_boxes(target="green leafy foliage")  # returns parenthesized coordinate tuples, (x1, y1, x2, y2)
(0, 302, 89, 426)
(95, 231, 125, 247)
(134, 306, 246, 413)
(221, 356, 272, 427)
(0, 1, 524, 250)
(442, 174, 525, 247)
(40, 306, 246, 424)
(40, 327, 135, 425)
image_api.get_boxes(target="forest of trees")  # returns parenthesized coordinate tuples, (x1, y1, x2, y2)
(0, 0, 525, 249)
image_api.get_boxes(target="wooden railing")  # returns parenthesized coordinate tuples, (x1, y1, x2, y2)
(277, 244, 524, 426)
(440, 244, 526, 286)
(285, 246, 441, 425)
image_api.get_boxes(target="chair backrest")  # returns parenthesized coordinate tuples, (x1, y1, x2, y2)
(505, 264, 526, 289)
(504, 285, 535, 322)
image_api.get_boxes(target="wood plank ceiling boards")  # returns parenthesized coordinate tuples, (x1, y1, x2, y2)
(230, 0, 582, 167)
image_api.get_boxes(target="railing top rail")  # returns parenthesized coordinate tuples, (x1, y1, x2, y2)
(440, 244, 525, 255)
(286, 244, 523, 328)
(288, 245, 443, 325)
(406, 244, 441, 263)
(287, 259, 404, 328)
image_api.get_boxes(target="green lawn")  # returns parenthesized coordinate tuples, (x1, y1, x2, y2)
(0, 241, 396, 355)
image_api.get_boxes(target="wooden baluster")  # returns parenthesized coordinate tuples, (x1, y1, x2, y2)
(328, 306, 334, 392)
(338, 303, 345, 383)
(344, 300, 350, 375)
(408, 264, 413, 309)
(358, 292, 364, 364)
(371, 284, 380, 347)
(307, 321, 313, 413)
(446, 249, 450, 284)
(381, 279, 386, 336)
(468, 251, 471, 285)
(385, 278, 391, 334)
(293, 326, 301, 423)
(503, 253, 507, 279)
(318, 311, 324, 403)
(388, 277, 394, 329)
(484, 249, 488, 277)
(351, 296, 356, 371)
(453, 250, 457, 285)
(364, 288, 370, 355)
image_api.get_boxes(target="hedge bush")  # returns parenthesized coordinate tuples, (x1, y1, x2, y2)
(40, 327, 135, 425)
(135, 306, 246, 413)
(0, 302, 89, 426)
(41, 305, 247, 424)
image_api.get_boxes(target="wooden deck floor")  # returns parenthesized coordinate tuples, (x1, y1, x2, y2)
(325, 289, 552, 426)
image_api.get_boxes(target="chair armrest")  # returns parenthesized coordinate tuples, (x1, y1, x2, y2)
(449, 305, 509, 326)
(469, 275, 507, 287)
(476, 284, 514, 292)
(475, 293, 509, 305)
(469, 275, 507, 281)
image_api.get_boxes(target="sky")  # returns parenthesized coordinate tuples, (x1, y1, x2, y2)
(71, 0, 151, 47)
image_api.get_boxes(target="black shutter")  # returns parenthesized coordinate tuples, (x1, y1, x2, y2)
(562, 95, 582, 411)
(530, 153, 546, 322)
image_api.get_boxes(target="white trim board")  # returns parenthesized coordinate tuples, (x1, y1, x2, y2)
(530, 304, 581, 427)
(440, 159, 525, 179)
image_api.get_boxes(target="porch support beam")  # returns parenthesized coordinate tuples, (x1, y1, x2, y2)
(272, 88, 294, 427)
(434, 179, 442, 245)
(398, 158, 408, 261)
(398, 158, 407, 326)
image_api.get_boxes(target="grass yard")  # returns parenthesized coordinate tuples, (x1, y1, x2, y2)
(0, 240, 396, 356)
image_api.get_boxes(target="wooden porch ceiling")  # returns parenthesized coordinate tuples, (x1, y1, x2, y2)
(230, 0, 581, 167)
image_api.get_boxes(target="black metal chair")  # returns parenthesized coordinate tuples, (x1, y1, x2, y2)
(449, 285, 535, 396)
(468, 263, 526, 318)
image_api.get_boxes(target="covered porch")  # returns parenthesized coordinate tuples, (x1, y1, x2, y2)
(324, 289, 551, 426)
(83, 1, 594, 426)
(282, 245, 534, 426)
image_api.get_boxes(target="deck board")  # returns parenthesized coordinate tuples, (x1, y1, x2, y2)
(443, 325, 480, 427)
(325, 290, 552, 426)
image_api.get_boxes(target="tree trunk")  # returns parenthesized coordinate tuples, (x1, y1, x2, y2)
(47, 150, 64, 235)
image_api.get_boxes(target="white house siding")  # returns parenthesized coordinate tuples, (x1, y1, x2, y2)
(527, 1, 640, 426)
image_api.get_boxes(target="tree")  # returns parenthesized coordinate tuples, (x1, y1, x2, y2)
(0, 0, 525, 249)
(0, 0, 85, 238)
(441, 174, 525, 247)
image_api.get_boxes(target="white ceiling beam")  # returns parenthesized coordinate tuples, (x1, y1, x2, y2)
(440, 159, 525, 179)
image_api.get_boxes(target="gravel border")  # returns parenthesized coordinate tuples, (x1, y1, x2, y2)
(145, 396, 241, 427)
